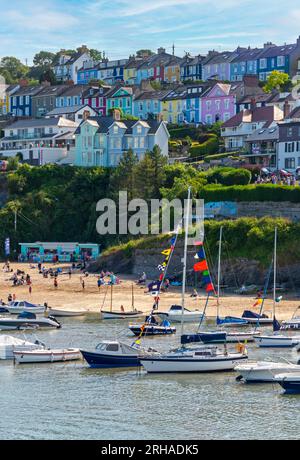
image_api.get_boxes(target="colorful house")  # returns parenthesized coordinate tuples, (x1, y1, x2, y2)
(97, 59, 128, 85)
(124, 57, 146, 85)
(257, 40, 300, 81)
(81, 86, 111, 116)
(55, 85, 90, 109)
(161, 87, 187, 124)
(230, 48, 263, 81)
(106, 86, 133, 116)
(136, 48, 176, 83)
(180, 55, 205, 82)
(74, 111, 170, 167)
(10, 85, 44, 117)
(164, 56, 182, 83)
(133, 90, 171, 120)
(19, 242, 100, 263)
(77, 62, 101, 85)
(202, 51, 237, 81)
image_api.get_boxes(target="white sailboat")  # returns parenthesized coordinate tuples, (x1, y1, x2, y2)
(254, 228, 300, 348)
(141, 188, 248, 374)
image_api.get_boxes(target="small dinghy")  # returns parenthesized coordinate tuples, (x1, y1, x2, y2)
(235, 360, 300, 383)
(157, 305, 205, 323)
(14, 348, 81, 364)
(129, 315, 176, 337)
(274, 373, 300, 394)
(101, 284, 143, 320)
(46, 308, 88, 318)
(6, 301, 46, 315)
(0, 335, 43, 360)
(81, 341, 149, 369)
(0, 312, 61, 331)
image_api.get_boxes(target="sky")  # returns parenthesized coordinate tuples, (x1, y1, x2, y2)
(0, 0, 300, 64)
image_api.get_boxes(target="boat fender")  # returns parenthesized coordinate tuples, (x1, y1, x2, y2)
(236, 343, 246, 354)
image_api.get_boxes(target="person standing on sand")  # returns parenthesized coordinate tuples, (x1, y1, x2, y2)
(29, 283, 32, 295)
(97, 278, 102, 291)
(54, 278, 58, 289)
(82, 279, 85, 290)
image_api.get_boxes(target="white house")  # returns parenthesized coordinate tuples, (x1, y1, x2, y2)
(54, 47, 91, 83)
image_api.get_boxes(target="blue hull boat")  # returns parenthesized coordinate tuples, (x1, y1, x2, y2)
(275, 374, 300, 394)
(181, 332, 227, 345)
(80, 341, 142, 369)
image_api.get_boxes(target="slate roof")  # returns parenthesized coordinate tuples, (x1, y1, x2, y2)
(246, 125, 279, 142)
(46, 105, 97, 116)
(13, 85, 45, 97)
(259, 43, 298, 58)
(31, 85, 69, 98)
(75, 116, 164, 135)
(134, 90, 172, 101)
(222, 106, 281, 129)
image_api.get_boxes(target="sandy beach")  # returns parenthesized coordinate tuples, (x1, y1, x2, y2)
(0, 262, 299, 321)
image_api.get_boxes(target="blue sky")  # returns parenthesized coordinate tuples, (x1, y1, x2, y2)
(0, 0, 300, 64)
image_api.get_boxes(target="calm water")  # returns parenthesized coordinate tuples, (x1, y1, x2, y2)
(0, 316, 299, 440)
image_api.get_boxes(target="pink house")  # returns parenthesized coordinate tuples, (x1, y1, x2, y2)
(200, 83, 236, 125)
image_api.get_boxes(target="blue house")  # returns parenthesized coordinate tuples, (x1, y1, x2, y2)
(257, 39, 300, 81)
(10, 85, 44, 117)
(133, 90, 171, 120)
(55, 85, 90, 108)
(230, 48, 263, 81)
(97, 59, 128, 85)
(74, 111, 170, 167)
(77, 64, 100, 85)
(180, 55, 205, 81)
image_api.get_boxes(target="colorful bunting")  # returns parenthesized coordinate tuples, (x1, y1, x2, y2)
(193, 244, 215, 295)
(194, 260, 208, 272)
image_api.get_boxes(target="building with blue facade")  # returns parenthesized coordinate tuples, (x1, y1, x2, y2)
(133, 90, 171, 120)
(10, 85, 44, 117)
(74, 111, 170, 167)
(55, 85, 91, 109)
(180, 55, 205, 82)
(230, 48, 263, 81)
(257, 40, 300, 81)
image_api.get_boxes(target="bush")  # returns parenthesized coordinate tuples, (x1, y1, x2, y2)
(206, 167, 252, 186)
(189, 135, 219, 158)
(198, 184, 300, 202)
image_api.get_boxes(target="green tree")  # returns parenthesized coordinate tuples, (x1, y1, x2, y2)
(39, 69, 57, 85)
(263, 71, 292, 93)
(136, 49, 154, 58)
(135, 146, 168, 201)
(33, 51, 56, 68)
(0, 57, 28, 82)
(89, 49, 102, 61)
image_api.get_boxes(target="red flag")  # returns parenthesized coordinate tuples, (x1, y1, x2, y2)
(206, 283, 215, 293)
(194, 260, 208, 272)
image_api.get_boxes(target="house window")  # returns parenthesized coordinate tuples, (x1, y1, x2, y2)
(137, 125, 142, 134)
(285, 142, 295, 153)
(224, 99, 230, 109)
(113, 126, 118, 134)
(287, 127, 293, 137)
(215, 100, 220, 110)
(206, 100, 211, 110)
(134, 137, 139, 148)
(285, 158, 295, 169)
(260, 59, 267, 69)
(206, 115, 212, 124)
(277, 56, 285, 67)
(140, 137, 145, 148)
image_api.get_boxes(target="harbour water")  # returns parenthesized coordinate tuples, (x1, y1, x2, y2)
(0, 315, 299, 440)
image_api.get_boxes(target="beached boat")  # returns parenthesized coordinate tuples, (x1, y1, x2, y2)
(6, 301, 46, 315)
(274, 373, 300, 394)
(0, 335, 43, 360)
(0, 312, 61, 331)
(101, 284, 143, 320)
(46, 308, 88, 318)
(81, 341, 154, 369)
(157, 305, 204, 323)
(14, 348, 81, 364)
(235, 361, 300, 383)
(129, 315, 176, 337)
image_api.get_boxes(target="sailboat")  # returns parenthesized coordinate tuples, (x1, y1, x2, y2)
(254, 228, 300, 348)
(140, 188, 248, 373)
(101, 284, 143, 320)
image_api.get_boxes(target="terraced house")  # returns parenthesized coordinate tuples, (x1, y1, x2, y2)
(230, 48, 263, 81)
(164, 56, 182, 83)
(81, 86, 111, 116)
(257, 39, 300, 81)
(161, 87, 187, 124)
(180, 55, 205, 82)
(106, 86, 133, 116)
(32, 84, 69, 118)
(136, 48, 178, 83)
(74, 110, 170, 167)
(202, 51, 237, 81)
(10, 84, 44, 117)
(133, 90, 171, 120)
(54, 46, 91, 83)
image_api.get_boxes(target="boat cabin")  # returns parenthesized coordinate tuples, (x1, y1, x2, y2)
(95, 342, 137, 355)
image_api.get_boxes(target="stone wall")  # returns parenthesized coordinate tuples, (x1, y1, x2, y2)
(236, 202, 300, 222)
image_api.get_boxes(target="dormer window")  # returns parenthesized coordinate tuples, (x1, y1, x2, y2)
(113, 125, 118, 134)
(137, 125, 142, 134)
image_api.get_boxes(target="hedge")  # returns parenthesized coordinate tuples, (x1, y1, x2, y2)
(189, 135, 219, 158)
(199, 184, 300, 202)
(206, 167, 252, 186)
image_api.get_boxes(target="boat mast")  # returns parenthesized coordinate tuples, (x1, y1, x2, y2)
(273, 226, 278, 320)
(217, 226, 223, 312)
(181, 187, 192, 337)
(110, 284, 113, 313)
(132, 284, 134, 312)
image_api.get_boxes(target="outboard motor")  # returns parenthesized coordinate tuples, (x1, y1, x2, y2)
(48, 316, 62, 329)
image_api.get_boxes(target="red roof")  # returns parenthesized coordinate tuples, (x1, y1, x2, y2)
(222, 106, 281, 128)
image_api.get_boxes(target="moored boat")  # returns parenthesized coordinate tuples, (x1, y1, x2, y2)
(0, 312, 61, 331)
(274, 373, 300, 394)
(6, 301, 46, 315)
(235, 361, 300, 383)
(47, 308, 88, 318)
(157, 305, 204, 323)
(281, 307, 300, 331)
(14, 348, 81, 364)
(129, 315, 176, 337)
(254, 334, 300, 348)
(101, 284, 143, 320)
(0, 335, 43, 360)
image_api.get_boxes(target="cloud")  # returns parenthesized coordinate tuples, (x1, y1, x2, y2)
(3, 8, 78, 32)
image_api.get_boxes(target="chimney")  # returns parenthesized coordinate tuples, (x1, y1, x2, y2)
(41, 80, 51, 87)
(140, 79, 153, 91)
(157, 47, 166, 54)
(112, 109, 121, 121)
(19, 79, 28, 87)
(264, 42, 276, 49)
(250, 98, 256, 111)
(284, 100, 291, 119)
(83, 110, 90, 121)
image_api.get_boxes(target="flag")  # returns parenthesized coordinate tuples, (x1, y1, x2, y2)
(253, 299, 263, 307)
(206, 283, 215, 293)
(161, 249, 171, 257)
(194, 260, 208, 272)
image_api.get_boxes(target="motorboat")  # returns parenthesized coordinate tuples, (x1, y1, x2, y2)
(157, 305, 205, 323)
(274, 373, 300, 394)
(216, 316, 249, 327)
(0, 335, 43, 360)
(235, 360, 300, 383)
(141, 345, 248, 373)
(5, 301, 46, 315)
(0, 312, 61, 330)
(46, 308, 88, 318)
(281, 307, 300, 331)
(129, 315, 176, 337)
(81, 341, 156, 369)
(254, 334, 300, 348)
(14, 348, 81, 364)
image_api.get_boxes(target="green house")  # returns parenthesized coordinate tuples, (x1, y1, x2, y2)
(106, 86, 133, 116)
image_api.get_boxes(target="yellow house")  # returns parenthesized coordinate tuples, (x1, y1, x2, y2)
(162, 86, 187, 124)
(164, 56, 182, 83)
(124, 57, 146, 84)
(0, 83, 19, 115)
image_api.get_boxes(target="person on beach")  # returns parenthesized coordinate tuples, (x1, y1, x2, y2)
(81, 279, 85, 290)
(54, 278, 58, 289)
(29, 284, 32, 295)
(97, 278, 103, 291)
